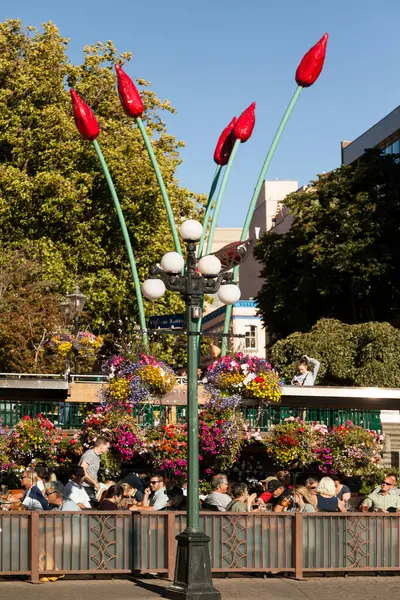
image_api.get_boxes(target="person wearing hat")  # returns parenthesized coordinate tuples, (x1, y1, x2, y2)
(63, 466, 91, 509)
(264, 480, 292, 512)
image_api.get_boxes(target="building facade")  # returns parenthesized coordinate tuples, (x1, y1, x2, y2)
(342, 105, 400, 165)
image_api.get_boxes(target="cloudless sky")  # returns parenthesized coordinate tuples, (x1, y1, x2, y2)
(1, 0, 400, 226)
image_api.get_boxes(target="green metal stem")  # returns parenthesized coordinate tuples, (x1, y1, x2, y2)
(197, 165, 223, 259)
(196, 141, 241, 346)
(186, 300, 200, 532)
(220, 86, 303, 356)
(205, 139, 241, 256)
(93, 139, 148, 349)
(136, 117, 182, 255)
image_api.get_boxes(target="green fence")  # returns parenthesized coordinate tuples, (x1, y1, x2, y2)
(0, 401, 93, 429)
(0, 400, 382, 432)
(177, 405, 382, 432)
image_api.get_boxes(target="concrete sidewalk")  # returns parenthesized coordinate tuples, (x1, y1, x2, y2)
(0, 576, 399, 599)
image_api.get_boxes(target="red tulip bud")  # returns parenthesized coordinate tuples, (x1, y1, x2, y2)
(70, 89, 100, 141)
(295, 33, 328, 88)
(115, 64, 144, 118)
(233, 102, 256, 143)
(214, 117, 237, 165)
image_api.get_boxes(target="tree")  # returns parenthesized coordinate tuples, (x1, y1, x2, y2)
(0, 19, 203, 354)
(270, 318, 400, 387)
(254, 150, 400, 337)
(0, 247, 66, 372)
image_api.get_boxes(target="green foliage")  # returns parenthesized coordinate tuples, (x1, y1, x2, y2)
(270, 318, 400, 387)
(255, 150, 400, 337)
(0, 19, 204, 370)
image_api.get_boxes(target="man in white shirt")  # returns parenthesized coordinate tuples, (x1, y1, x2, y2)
(64, 466, 91, 509)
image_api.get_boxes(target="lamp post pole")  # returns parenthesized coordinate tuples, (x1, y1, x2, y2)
(142, 220, 241, 600)
(60, 286, 87, 378)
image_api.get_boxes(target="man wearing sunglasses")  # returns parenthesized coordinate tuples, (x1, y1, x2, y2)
(141, 475, 168, 511)
(361, 474, 400, 512)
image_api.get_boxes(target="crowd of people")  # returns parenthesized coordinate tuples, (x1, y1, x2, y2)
(2, 434, 400, 514)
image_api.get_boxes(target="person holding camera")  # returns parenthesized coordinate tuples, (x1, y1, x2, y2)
(291, 355, 320, 386)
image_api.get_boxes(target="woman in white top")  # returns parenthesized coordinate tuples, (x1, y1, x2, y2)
(291, 355, 320, 386)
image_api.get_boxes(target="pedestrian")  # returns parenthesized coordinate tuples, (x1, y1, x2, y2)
(98, 485, 123, 511)
(141, 474, 168, 511)
(291, 355, 320, 386)
(305, 477, 319, 499)
(203, 474, 231, 512)
(226, 483, 257, 513)
(45, 483, 81, 512)
(63, 466, 91, 509)
(331, 474, 351, 502)
(292, 485, 317, 512)
(78, 436, 110, 504)
(316, 477, 346, 512)
(20, 470, 49, 511)
(267, 480, 292, 512)
(361, 474, 400, 513)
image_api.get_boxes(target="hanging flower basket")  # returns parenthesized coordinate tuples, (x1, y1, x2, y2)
(43, 330, 104, 358)
(101, 354, 176, 406)
(204, 353, 282, 405)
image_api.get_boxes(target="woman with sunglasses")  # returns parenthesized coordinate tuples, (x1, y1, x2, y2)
(305, 477, 319, 499)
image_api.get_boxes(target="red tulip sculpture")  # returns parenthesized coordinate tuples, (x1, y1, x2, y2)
(115, 64, 181, 253)
(221, 33, 329, 355)
(70, 89, 100, 140)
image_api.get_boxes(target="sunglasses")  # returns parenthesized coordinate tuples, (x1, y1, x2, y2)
(382, 481, 394, 486)
(309, 486, 318, 490)
(150, 481, 161, 485)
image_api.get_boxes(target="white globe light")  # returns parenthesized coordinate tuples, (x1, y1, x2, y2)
(179, 219, 203, 241)
(142, 279, 166, 300)
(161, 252, 185, 273)
(217, 284, 241, 305)
(198, 255, 221, 277)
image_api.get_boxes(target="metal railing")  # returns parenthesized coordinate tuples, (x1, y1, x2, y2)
(1, 511, 400, 581)
(0, 400, 382, 431)
(0, 400, 95, 429)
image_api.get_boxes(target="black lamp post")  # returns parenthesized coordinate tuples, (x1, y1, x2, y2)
(60, 285, 87, 374)
(142, 219, 240, 600)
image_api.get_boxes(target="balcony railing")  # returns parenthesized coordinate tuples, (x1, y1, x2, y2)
(1, 511, 400, 581)
(0, 399, 382, 431)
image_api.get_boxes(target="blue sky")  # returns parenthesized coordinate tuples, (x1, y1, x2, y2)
(1, 0, 400, 227)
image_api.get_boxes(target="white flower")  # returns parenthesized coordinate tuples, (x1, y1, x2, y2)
(243, 373, 256, 385)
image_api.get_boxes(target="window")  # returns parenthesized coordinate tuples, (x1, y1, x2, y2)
(245, 325, 257, 350)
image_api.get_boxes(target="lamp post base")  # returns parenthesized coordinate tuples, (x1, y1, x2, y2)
(165, 530, 221, 600)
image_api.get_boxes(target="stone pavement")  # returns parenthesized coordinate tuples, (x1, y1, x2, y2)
(0, 576, 399, 600)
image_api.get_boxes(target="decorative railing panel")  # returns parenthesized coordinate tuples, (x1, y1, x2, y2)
(302, 514, 400, 570)
(38, 512, 132, 574)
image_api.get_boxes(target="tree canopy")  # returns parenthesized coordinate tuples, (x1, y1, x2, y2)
(255, 150, 400, 337)
(0, 19, 203, 369)
(270, 318, 400, 387)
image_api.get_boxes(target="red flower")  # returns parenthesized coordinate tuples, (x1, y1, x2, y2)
(115, 64, 144, 118)
(233, 102, 256, 143)
(214, 117, 237, 165)
(254, 376, 264, 383)
(70, 89, 100, 140)
(295, 33, 328, 88)
(23, 416, 31, 421)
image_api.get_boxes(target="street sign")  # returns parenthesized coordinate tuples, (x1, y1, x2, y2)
(148, 314, 184, 329)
